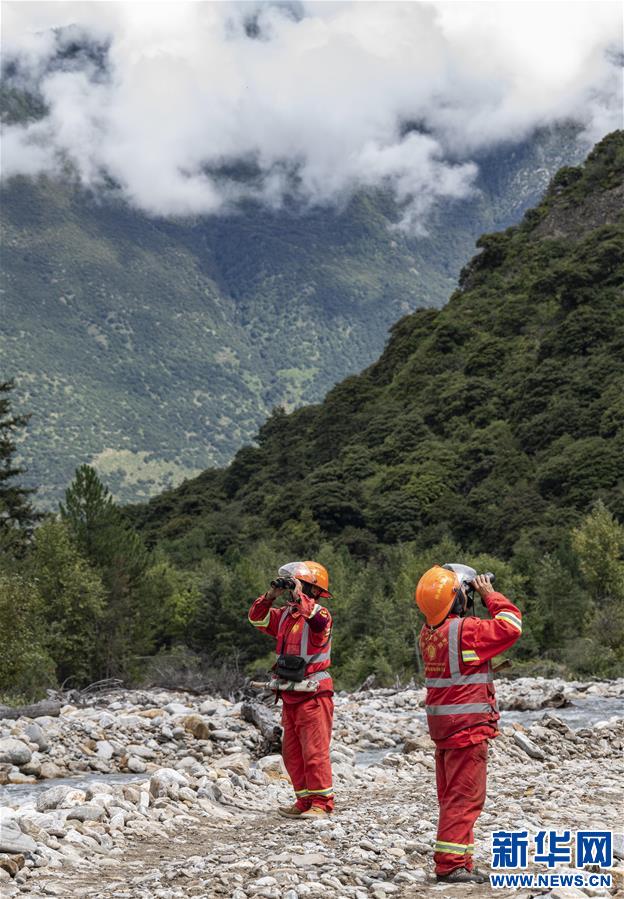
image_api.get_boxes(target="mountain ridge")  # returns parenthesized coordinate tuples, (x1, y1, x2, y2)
(129, 131, 624, 562)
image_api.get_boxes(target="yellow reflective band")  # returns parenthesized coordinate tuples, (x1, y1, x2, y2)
(248, 611, 271, 628)
(435, 841, 473, 853)
(295, 787, 334, 796)
(495, 611, 522, 632)
(462, 650, 480, 661)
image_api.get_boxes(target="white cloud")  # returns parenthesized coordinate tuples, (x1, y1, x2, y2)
(1, 1, 622, 228)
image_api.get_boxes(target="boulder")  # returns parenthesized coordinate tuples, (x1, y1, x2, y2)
(36, 785, 74, 812)
(209, 729, 238, 741)
(66, 804, 106, 822)
(0, 853, 25, 877)
(127, 756, 147, 773)
(137, 708, 165, 719)
(40, 761, 64, 779)
(164, 702, 193, 716)
(0, 738, 32, 766)
(95, 740, 115, 760)
(182, 714, 212, 741)
(149, 767, 189, 799)
(513, 731, 546, 760)
(403, 735, 434, 754)
(256, 754, 290, 781)
(8, 770, 36, 784)
(22, 722, 49, 751)
(0, 811, 37, 855)
(212, 753, 251, 778)
(20, 756, 42, 777)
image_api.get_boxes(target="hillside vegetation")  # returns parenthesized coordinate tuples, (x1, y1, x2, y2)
(1, 134, 622, 700)
(134, 132, 624, 560)
(126, 132, 624, 683)
(0, 83, 584, 505)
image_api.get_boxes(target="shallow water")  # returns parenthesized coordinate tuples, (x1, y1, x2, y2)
(500, 695, 624, 729)
(0, 771, 145, 809)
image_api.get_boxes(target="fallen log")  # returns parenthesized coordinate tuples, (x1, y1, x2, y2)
(241, 700, 283, 747)
(0, 699, 63, 720)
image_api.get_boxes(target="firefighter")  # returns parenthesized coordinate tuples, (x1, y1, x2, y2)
(248, 561, 334, 818)
(415, 564, 522, 883)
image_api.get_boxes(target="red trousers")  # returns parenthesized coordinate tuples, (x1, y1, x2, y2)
(434, 741, 488, 875)
(281, 694, 334, 812)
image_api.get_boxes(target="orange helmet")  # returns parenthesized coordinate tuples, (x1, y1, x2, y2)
(415, 565, 461, 626)
(278, 561, 331, 598)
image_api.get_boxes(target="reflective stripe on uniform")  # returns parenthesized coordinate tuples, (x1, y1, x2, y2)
(276, 608, 332, 664)
(295, 786, 334, 797)
(434, 840, 474, 854)
(425, 702, 495, 716)
(424, 619, 492, 687)
(495, 610, 522, 632)
(425, 672, 492, 687)
(300, 615, 332, 663)
(462, 649, 480, 662)
(249, 611, 271, 628)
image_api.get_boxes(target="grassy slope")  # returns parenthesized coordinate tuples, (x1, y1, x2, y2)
(131, 132, 624, 561)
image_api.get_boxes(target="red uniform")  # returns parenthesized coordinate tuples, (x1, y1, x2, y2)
(249, 594, 334, 811)
(419, 592, 522, 875)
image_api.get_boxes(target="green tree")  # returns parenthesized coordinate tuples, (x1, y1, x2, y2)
(570, 502, 624, 674)
(29, 520, 106, 686)
(0, 380, 39, 556)
(0, 572, 55, 701)
(60, 465, 150, 678)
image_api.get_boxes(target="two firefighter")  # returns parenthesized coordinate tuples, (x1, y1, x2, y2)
(249, 558, 522, 881)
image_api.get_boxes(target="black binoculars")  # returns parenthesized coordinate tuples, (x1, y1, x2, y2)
(271, 576, 297, 590)
(471, 571, 495, 585)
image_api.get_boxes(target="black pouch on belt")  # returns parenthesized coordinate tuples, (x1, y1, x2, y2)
(274, 654, 306, 682)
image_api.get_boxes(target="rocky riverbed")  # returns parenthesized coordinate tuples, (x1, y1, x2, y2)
(1, 678, 623, 898)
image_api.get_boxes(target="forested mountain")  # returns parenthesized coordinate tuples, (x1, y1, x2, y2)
(2, 135, 623, 694)
(1, 83, 585, 505)
(132, 132, 624, 563)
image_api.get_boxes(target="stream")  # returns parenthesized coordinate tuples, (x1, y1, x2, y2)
(2, 695, 622, 810)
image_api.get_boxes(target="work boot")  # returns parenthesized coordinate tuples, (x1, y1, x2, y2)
(436, 867, 487, 884)
(300, 806, 330, 818)
(277, 804, 304, 818)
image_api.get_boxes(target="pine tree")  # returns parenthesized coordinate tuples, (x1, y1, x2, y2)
(60, 465, 150, 678)
(0, 379, 39, 554)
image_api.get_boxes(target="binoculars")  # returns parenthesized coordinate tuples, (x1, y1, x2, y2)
(465, 572, 495, 610)
(271, 576, 297, 591)
(472, 571, 495, 585)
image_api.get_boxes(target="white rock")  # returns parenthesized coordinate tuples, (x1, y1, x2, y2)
(149, 767, 189, 799)
(164, 702, 193, 716)
(0, 737, 32, 766)
(66, 804, 106, 822)
(513, 731, 546, 760)
(127, 755, 146, 773)
(36, 785, 74, 812)
(22, 722, 49, 751)
(95, 740, 114, 760)
(0, 809, 37, 854)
